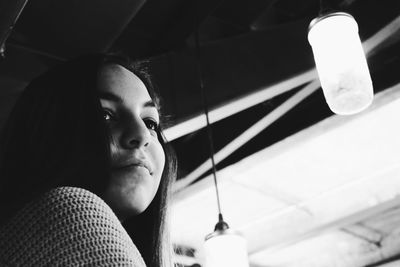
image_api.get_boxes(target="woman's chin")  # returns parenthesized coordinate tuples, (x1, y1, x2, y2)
(103, 185, 154, 221)
(118, 198, 150, 221)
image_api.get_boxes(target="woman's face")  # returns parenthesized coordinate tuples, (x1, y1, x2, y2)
(98, 64, 165, 221)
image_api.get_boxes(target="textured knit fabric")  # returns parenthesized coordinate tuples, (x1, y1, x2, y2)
(0, 187, 146, 267)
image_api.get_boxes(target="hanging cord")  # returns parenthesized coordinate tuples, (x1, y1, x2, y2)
(319, 0, 328, 15)
(194, 8, 227, 229)
(319, 0, 338, 16)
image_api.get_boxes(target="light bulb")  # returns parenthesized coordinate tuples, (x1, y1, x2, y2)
(308, 12, 373, 115)
(204, 229, 249, 267)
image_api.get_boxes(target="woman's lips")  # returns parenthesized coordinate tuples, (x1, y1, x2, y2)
(112, 161, 152, 175)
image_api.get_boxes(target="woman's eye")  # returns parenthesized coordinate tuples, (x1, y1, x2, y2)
(103, 109, 115, 121)
(144, 119, 159, 132)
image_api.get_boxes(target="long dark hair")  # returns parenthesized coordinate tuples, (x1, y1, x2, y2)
(0, 54, 177, 267)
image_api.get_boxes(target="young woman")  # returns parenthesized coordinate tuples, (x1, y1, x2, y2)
(0, 54, 177, 267)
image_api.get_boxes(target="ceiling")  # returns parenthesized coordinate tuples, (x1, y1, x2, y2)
(1, 0, 400, 266)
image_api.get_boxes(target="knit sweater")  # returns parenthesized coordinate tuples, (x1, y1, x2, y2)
(0, 187, 146, 266)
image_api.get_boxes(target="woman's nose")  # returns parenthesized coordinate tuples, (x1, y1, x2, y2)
(120, 119, 150, 149)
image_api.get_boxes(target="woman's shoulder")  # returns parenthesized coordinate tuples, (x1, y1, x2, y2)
(0, 186, 146, 266)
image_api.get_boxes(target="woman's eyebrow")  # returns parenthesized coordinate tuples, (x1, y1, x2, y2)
(143, 100, 156, 108)
(99, 91, 123, 103)
(99, 91, 156, 108)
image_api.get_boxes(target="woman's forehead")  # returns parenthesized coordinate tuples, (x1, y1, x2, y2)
(98, 64, 152, 102)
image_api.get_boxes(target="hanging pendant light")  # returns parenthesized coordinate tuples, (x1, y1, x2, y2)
(308, 12, 374, 115)
(204, 215, 249, 267)
(192, 5, 249, 266)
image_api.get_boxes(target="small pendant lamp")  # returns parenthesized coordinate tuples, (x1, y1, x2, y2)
(204, 215, 249, 267)
(193, 7, 249, 267)
(308, 12, 374, 115)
